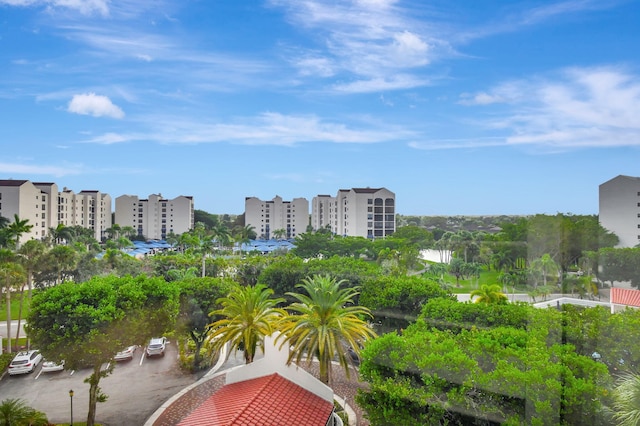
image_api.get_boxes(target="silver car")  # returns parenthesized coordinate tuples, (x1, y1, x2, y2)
(114, 345, 138, 362)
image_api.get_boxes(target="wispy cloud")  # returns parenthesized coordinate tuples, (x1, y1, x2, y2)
(81, 111, 414, 146)
(459, 66, 640, 150)
(68, 93, 125, 118)
(270, 0, 449, 93)
(0, 161, 84, 177)
(0, 0, 109, 15)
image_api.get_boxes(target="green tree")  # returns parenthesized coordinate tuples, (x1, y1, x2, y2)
(0, 249, 26, 353)
(277, 274, 377, 385)
(530, 253, 560, 288)
(389, 225, 434, 250)
(177, 277, 234, 371)
(208, 284, 285, 364)
(358, 303, 610, 425)
(26, 275, 180, 426)
(359, 275, 455, 319)
(470, 283, 508, 304)
(0, 398, 48, 426)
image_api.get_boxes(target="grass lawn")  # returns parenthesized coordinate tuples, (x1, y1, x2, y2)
(0, 291, 31, 321)
(440, 269, 503, 294)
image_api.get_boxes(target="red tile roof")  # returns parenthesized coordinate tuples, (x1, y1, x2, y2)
(611, 287, 640, 308)
(178, 373, 334, 426)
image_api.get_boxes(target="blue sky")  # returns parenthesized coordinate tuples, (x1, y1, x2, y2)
(1, 0, 639, 216)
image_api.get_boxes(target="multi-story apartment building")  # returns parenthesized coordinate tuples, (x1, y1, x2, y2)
(331, 187, 396, 238)
(245, 195, 309, 239)
(0, 179, 113, 243)
(599, 175, 640, 248)
(114, 193, 194, 240)
(311, 194, 334, 232)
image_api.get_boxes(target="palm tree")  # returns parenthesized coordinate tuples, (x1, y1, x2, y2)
(211, 222, 231, 251)
(5, 215, 33, 249)
(612, 372, 640, 426)
(233, 224, 256, 254)
(277, 274, 377, 385)
(530, 253, 559, 288)
(0, 250, 27, 353)
(0, 398, 48, 426)
(16, 240, 46, 346)
(470, 283, 508, 304)
(208, 284, 285, 364)
(272, 228, 287, 240)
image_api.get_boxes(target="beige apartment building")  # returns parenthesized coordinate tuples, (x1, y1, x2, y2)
(114, 193, 194, 240)
(599, 175, 640, 248)
(312, 187, 396, 238)
(246, 187, 396, 240)
(244, 195, 309, 240)
(0, 179, 112, 244)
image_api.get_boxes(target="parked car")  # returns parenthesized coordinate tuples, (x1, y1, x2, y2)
(8, 350, 43, 375)
(146, 337, 167, 357)
(114, 345, 138, 362)
(41, 359, 65, 373)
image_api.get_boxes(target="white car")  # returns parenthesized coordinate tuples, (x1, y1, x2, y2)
(41, 359, 65, 373)
(146, 337, 167, 357)
(114, 345, 138, 361)
(8, 350, 43, 375)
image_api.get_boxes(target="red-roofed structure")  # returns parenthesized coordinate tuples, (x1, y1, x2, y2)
(175, 333, 339, 426)
(178, 373, 334, 426)
(610, 287, 640, 312)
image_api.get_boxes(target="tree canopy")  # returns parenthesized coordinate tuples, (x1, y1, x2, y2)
(26, 275, 181, 426)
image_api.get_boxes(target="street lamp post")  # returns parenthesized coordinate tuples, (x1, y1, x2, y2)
(69, 389, 74, 425)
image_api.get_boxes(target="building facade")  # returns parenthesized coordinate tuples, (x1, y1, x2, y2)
(332, 187, 396, 238)
(599, 175, 640, 248)
(0, 179, 113, 244)
(114, 193, 194, 240)
(244, 195, 309, 240)
(310, 194, 334, 232)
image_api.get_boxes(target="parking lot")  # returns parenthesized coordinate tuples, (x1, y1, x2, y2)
(0, 341, 202, 425)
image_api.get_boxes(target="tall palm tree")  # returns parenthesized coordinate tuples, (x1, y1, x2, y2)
(530, 253, 560, 288)
(277, 274, 377, 385)
(612, 372, 640, 426)
(470, 283, 508, 304)
(0, 250, 27, 353)
(208, 284, 285, 364)
(16, 240, 46, 345)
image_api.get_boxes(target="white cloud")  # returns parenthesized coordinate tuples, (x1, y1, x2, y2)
(67, 93, 125, 119)
(333, 74, 429, 93)
(83, 112, 413, 146)
(0, 0, 109, 15)
(270, 0, 448, 91)
(464, 66, 640, 149)
(0, 161, 83, 177)
(51, 0, 109, 15)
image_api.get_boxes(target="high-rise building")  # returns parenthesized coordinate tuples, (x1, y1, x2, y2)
(332, 187, 396, 238)
(599, 175, 640, 248)
(244, 195, 309, 240)
(114, 193, 194, 240)
(0, 179, 113, 244)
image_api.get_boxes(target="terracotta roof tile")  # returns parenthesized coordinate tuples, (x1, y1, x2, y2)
(611, 287, 640, 308)
(178, 373, 333, 426)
